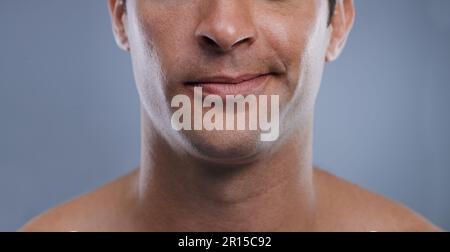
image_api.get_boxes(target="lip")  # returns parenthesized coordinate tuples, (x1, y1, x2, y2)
(184, 73, 272, 97)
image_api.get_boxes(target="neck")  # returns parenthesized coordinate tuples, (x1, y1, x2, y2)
(134, 106, 316, 231)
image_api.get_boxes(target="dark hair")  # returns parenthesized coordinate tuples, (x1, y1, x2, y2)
(328, 0, 336, 25)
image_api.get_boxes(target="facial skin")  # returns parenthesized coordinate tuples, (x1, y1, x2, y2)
(110, 0, 353, 164)
(19, 0, 442, 232)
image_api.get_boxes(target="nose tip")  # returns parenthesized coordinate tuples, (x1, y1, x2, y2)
(195, 1, 256, 53)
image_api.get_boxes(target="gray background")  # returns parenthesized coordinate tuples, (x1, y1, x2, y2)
(0, 0, 449, 231)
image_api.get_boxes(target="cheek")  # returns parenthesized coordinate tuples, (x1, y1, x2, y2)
(256, 3, 321, 84)
(259, 15, 315, 99)
(126, 9, 173, 123)
(258, 11, 329, 114)
(129, 8, 191, 96)
(137, 12, 199, 95)
(136, 17, 178, 70)
(292, 22, 329, 113)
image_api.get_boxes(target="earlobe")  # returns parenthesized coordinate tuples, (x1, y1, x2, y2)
(108, 0, 130, 52)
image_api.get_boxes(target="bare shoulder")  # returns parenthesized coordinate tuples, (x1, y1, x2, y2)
(314, 168, 442, 232)
(19, 170, 138, 232)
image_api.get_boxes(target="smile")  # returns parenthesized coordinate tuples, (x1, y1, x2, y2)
(184, 73, 272, 97)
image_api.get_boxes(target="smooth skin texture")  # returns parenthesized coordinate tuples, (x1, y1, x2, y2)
(21, 0, 441, 231)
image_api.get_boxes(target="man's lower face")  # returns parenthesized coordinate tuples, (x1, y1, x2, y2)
(138, 70, 303, 163)
(133, 50, 320, 164)
(127, 0, 328, 162)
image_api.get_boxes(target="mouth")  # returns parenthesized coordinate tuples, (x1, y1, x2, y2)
(184, 73, 272, 97)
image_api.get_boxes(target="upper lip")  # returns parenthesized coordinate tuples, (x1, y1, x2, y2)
(185, 73, 270, 85)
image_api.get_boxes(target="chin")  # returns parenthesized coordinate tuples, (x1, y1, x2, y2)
(180, 129, 268, 165)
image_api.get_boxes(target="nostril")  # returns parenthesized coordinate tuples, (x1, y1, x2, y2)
(201, 35, 220, 48)
(234, 37, 253, 48)
(199, 34, 254, 53)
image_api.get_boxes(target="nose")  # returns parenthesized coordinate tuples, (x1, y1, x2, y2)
(195, 0, 257, 53)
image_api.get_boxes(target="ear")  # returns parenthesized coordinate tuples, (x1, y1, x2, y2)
(108, 0, 130, 52)
(325, 0, 355, 62)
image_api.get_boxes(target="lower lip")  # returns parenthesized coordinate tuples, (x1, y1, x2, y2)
(186, 74, 271, 97)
